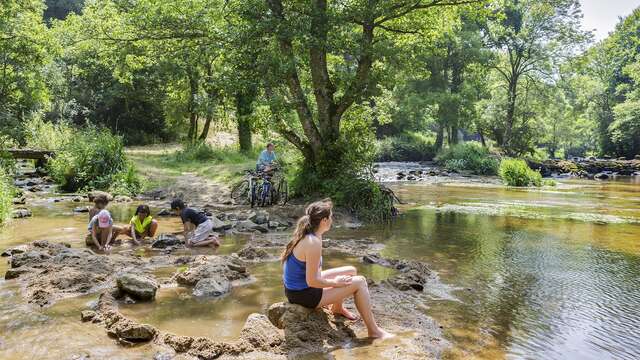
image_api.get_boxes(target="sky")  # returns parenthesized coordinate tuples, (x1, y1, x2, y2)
(580, 0, 640, 41)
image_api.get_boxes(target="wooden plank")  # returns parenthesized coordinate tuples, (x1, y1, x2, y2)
(4, 149, 56, 160)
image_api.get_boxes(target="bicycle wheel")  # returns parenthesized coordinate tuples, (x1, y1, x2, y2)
(250, 180, 258, 208)
(231, 180, 250, 204)
(277, 178, 289, 205)
(260, 181, 271, 207)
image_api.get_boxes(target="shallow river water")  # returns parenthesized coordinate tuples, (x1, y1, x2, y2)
(1, 174, 639, 359)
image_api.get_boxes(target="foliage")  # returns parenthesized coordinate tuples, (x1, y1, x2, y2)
(47, 127, 140, 194)
(0, 0, 52, 141)
(23, 115, 74, 150)
(498, 158, 543, 187)
(376, 132, 436, 162)
(435, 142, 499, 175)
(0, 166, 13, 225)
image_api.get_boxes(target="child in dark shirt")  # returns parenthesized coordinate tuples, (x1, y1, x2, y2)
(170, 199, 219, 247)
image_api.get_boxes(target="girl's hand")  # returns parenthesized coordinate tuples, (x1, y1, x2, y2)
(333, 275, 353, 287)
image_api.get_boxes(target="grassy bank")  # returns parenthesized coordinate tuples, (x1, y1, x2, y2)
(0, 167, 13, 224)
(127, 142, 264, 190)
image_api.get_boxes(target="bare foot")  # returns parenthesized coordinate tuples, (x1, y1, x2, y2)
(332, 305, 359, 320)
(369, 329, 394, 340)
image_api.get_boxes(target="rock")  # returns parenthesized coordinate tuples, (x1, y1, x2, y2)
(193, 277, 231, 297)
(210, 216, 232, 231)
(116, 273, 159, 301)
(112, 318, 157, 342)
(12, 196, 26, 205)
(249, 211, 269, 225)
(81, 310, 97, 322)
(10, 250, 51, 268)
(175, 256, 249, 287)
(635, 155, 640, 160)
(268, 221, 280, 229)
(618, 157, 627, 161)
(236, 220, 268, 233)
(11, 208, 32, 218)
(28, 186, 43, 192)
(4, 267, 32, 280)
(238, 313, 284, 351)
(72, 196, 83, 202)
(237, 246, 270, 261)
(151, 234, 184, 248)
(387, 260, 433, 292)
(73, 206, 89, 213)
(1, 244, 29, 257)
(407, 176, 416, 181)
(594, 172, 609, 180)
(267, 302, 355, 354)
(88, 191, 113, 202)
(163, 333, 194, 353)
(157, 209, 171, 216)
(114, 195, 132, 202)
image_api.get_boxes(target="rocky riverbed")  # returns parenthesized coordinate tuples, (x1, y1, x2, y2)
(2, 229, 448, 359)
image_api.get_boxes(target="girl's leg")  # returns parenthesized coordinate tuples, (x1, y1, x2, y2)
(149, 220, 158, 237)
(317, 276, 391, 339)
(321, 266, 358, 319)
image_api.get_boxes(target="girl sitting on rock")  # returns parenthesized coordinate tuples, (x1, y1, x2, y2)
(122, 204, 159, 245)
(281, 198, 392, 339)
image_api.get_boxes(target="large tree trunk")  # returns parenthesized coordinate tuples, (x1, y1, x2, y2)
(435, 123, 444, 151)
(504, 76, 518, 150)
(235, 89, 256, 153)
(187, 71, 199, 142)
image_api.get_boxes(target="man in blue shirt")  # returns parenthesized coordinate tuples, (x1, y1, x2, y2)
(257, 143, 277, 172)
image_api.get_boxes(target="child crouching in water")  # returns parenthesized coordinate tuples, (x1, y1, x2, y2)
(170, 199, 219, 247)
(88, 209, 115, 251)
(122, 204, 158, 245)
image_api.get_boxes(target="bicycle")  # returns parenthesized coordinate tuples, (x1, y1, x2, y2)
(231, 167, 289, 207)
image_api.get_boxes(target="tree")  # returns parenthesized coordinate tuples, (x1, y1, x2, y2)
(0, 0, 51, 141)
(231, 0, 483, 175)
(482, 0, 588, 154)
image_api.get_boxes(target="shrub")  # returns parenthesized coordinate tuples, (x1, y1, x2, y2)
(498, 158, 543, 187)
(48, 127, 141, 195)
(376, 132, 436, 162)
(23, 116, 74, 150)
(0, 167, 13, 224)
(435, 142, 499, 175)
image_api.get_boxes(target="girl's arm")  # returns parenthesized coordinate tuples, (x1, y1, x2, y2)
(91, 224, 102, 250)
(131, 225, 139, 244)
(305, 238, 351, 288)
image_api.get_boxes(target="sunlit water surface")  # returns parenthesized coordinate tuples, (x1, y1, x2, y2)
(1, 176, 639, 359)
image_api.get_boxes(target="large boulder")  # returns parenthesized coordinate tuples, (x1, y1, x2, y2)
(210, 216, 232, 231)
(1, 244, 29, 257)
(237, 246, 270, 261)
(10, 250, 51, 268)
(116, 273, 159, 301)
(267, 302, 355, 355)
(192, 277, 231, 297)
(174, 256, 249, 287)
(111, 318, 157, 343)
(238, 313, 284, 352)
(151, 234, 184, 249)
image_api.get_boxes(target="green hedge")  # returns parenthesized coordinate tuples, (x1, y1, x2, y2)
(0, 167, 13, 224)
(435, 142, 499, 175)
(376, 132, 436, 162)
(498, 158, 542, 187)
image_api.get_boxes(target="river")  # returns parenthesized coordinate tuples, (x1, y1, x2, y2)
(1, 170, 639, 359)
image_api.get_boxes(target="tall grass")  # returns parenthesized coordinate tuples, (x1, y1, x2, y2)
(435, 142, 499, 175)
(498, 158, 542, 187)
(376, 132, 436, 162)
(21, 117, 141, 195)
(0, 167, 13, 224)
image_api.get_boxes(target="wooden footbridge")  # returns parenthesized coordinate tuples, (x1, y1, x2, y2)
(4, 149, 56, 168)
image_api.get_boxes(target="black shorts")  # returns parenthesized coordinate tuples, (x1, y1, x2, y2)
(285, 287, 323, 309)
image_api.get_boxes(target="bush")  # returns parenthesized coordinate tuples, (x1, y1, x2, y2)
(23, 116, 74, 150)
(376, 132, 436, 162)
(48, 127, 141, 195)
(0, 167, 13, 224)
(498, 158, 543, 187)
(435, 142, 499, 175)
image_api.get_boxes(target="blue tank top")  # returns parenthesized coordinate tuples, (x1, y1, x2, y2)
(282, 237, 323, 291)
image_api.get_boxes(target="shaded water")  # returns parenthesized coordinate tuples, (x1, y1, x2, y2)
(1, 175, 639, 359)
